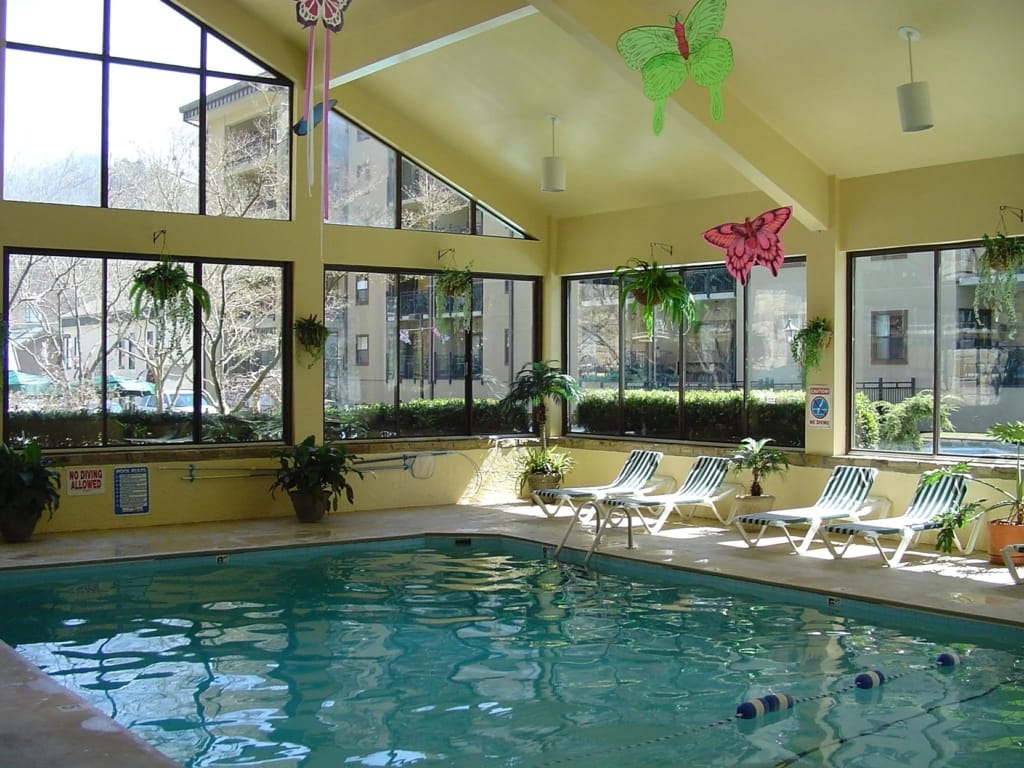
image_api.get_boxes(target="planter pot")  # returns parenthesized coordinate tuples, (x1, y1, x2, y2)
(631, 288, 662, 306)
(1, 507, 42, 543)
(987, 520, 1024, 565)
(523, 472, 562, 498)
(730, 494, 775, 528)
(288, 491, 331, 523)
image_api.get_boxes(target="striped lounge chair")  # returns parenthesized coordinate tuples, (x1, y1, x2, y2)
(597, 455, 738, 535)
(732, 465, 879, 554)
(530, 449, 663, 518)
(819, 473, 970, 566)
(1002, 544, 1024, 585)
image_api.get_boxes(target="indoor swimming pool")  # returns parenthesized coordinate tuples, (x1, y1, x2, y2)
(0, 537, 1021, 767)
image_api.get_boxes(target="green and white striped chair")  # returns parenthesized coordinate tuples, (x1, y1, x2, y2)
(598, 455, 738, 534)
(732, 465, 879, 554)
(530, 449, 663, 518)
(819, 473, 970, 566)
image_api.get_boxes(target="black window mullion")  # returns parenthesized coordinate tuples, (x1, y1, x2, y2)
(394, 155, 404, 230)
(197, 31, 208, 215)
(99, 0, 112, 208)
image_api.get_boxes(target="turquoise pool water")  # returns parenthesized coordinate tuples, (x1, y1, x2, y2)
(0, 537, 1021, 767)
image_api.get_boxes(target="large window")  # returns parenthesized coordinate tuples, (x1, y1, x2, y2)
(566, 260, 806, 447)
(2, 0, 291, 219)
(324, 269, 538, 439)
(850, 241, 1023, 456)
(325, 112, 526, 239)
(4, 250, 287, 448)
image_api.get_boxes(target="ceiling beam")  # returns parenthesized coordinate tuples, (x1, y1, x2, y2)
(530, 0, 832, 231)
(330, 1, 536, 87)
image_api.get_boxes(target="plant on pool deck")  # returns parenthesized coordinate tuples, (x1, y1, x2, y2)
(512, 447, 576, 494)
(0, 442, 61, 543)
(931, 421, 1024, 557)
(727, 437, 790, 497)
(269, 435, 362, 522)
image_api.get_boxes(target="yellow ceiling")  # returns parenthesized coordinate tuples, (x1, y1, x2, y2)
(186, 0, 1024, 226)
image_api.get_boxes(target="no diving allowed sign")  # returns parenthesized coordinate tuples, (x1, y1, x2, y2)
(807, 385, 831, 429)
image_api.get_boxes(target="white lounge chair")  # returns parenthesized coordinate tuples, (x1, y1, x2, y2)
(1002, 544, 1024, 584)
(819, 473, 970, 566)
(732, 465, 879, 554)
(597, 455, 738, 535)
(530, 448, 663, 518)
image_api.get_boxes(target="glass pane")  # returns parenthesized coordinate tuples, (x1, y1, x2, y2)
(200, 264, 284, 443)
(747, 261, 806, 447)
(476, 207, 524, 238)
(851, 251, 935, 453)
(682, 267, 741, 443)
(109, 0, 200, 68)
(5, 254, 105, 447)
(567, 277, 621, 435)
(108, 64, 200, 213)
(938, 244, 1023, 456)
(107, 257, 198, 443)
(325, 112, 396, 227)
(401, 159, 470, 233)
(623, 297, 680, 439)
(325, 271, 398, 440)
(5, 0, 102, 53)
(206, 35, 269, 77)
(471, 278, 535, 435)
(3, 51, 101, 205)
(204, 77, 290, 219)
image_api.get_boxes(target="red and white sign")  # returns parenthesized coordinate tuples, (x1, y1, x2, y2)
(67, 467, 105, 496)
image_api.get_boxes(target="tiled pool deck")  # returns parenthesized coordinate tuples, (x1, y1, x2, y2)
(2, 502, 1022, 767)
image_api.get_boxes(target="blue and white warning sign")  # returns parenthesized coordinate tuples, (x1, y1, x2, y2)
(114, 466, 150, 515)
(807, 385, 831, 429)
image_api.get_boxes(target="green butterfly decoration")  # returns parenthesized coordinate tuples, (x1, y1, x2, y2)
(617, 0, 734, 134)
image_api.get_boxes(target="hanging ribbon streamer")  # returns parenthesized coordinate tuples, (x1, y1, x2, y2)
(293, 0, 352, 220)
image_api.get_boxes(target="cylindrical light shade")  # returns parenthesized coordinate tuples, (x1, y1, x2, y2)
(541, 155, 566, 192)
(896, 81, 933, 132)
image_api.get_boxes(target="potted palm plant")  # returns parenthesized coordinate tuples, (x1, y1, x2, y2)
(0, 442, 61, 543)
(790, 316, 832, 384)
(727, 437, 790, 516)
(933, 421, 1024, 563)
(499, 361, 582, 493)
(269, 435, 362, 522)
(613, 257, 696, 336)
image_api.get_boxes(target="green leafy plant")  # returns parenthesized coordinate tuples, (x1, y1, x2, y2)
(295, 314, 330, 368)
(129, 259, 212, 319)
(613, 257, 695, 336)
(0, 442, 61, 543)
(498, 361, 582, 451)
(269, 435, 362, 514)
(434, 249, 473, 330)
(973, 233, 1023, 336)
(790, 316, 832, 383)
(512, 447, 576, 492)
(727, 437, 790, 496)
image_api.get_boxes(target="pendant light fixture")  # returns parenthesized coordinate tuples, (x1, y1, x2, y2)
(541, 114, 566, 193)
(896, 26, 933, 132)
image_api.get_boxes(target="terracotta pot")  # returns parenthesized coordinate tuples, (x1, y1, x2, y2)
(631, 288, 662, 306)
(0, 507, 42, 543)
(288, 491, 330, 523)
(987, 520, 1024, 565)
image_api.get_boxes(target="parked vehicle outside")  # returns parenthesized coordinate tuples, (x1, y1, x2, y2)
(137, 393, 216, 414)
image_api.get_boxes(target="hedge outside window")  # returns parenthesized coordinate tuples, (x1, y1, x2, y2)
(323, 269, 538, 440)
(2, 0, 291, 219)
(4, 250, 286, 448)
(850, 242, 1023, 457)
(565, 260, 806, 447)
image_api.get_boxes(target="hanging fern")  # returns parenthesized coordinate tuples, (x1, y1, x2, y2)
(294, 314, 331, 368)
(973, 233, 1024, 337)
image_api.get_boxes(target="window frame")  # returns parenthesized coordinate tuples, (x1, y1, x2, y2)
(1, 0, 293, 218)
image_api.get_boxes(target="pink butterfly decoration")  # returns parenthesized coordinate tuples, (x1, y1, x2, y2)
(702, 206, 793, 286)
(295, 0, 350, 32)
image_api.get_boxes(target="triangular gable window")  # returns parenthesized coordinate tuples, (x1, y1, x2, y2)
(2, 0, 291, 220)
(326, 111, 528, 239)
